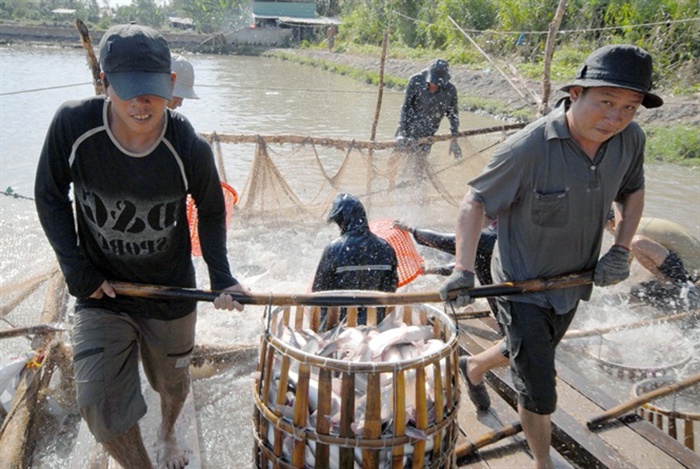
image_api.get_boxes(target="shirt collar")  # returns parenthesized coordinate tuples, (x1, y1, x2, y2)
(544, 96, 571, 141)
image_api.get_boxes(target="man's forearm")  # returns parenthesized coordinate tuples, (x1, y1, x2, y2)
(615, 189, 644, 248)
(454, 191, 485, 272)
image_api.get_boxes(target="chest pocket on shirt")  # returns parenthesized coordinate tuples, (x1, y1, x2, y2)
(532, 189, 569, 228)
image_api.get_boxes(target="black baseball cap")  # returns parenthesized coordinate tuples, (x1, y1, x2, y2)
(427, 59, 450, 87)
(561, 44, 663, 109)
(99, 24, 173, 101)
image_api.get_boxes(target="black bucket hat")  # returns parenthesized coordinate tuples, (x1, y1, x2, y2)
(427, 59, 450, 87)
(561, 44, 663, 109)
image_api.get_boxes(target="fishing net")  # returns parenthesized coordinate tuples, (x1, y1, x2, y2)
(203, 124, 522, 226)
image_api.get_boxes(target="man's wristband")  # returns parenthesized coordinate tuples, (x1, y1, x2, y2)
(612, 244, 630, 252)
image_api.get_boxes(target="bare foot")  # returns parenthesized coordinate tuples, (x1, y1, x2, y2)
(157, 434, 189, 469)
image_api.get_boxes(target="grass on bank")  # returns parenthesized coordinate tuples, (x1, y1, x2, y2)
(645, 126, 700, 166)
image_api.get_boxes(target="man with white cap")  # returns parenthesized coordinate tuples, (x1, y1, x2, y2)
(35, 23, 249, 468)
(169, 54, 199, 110)
(440, 44, 663, 468)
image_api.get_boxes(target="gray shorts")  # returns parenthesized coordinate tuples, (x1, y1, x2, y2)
(497, 300, 577, 415)
(71, 307, 196, 442)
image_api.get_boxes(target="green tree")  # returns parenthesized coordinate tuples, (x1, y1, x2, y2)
(113, 0, 165, 28)
(338, 0, 388, 45)
(181, 0, 249, 34)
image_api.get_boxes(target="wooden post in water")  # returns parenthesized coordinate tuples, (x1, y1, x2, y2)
(540, 0, 567, 115)
(367, 8, 391, 213)
(74, 19, 103, 96)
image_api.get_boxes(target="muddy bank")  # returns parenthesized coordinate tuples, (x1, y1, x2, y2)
(267, 48, 699, 127)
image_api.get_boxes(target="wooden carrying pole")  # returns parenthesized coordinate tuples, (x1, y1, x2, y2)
(454, 422, 522, 459)
(111, 271, 592, 307)
(587, 372, 700, 429)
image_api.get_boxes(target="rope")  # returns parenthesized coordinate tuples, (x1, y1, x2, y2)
(197, 83, 381, 94)
(2, 188, 34, 200)
(0, 82, 92, 97)
(391, 10, 700, 36)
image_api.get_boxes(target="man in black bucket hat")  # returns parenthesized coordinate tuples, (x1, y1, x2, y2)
(440, 44, 662, 468)
(395, 58, 463, 179)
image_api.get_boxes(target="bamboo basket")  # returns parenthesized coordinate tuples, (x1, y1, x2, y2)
(252, 301, 460, 468)
(632, 376, 700, 454)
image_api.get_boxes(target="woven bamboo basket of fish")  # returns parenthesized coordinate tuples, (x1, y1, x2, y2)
(632, 376, 700, 454)
(252, 298, 460, 468)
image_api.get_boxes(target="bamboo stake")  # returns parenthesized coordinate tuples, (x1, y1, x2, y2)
(0, 323, 71, 340)
(366, 20, 390, 214)
(74, 18, 103, 96)
(111, 271, 593, 307)
(0, 355, 42, 466)
(370, 26, 389, 142)
(454, 422, 523, 459)
(0, 274, 54, 319)
(540, 0, 568, 115)
(447, 16, 528, 101)
(563, 311, 695, 340)
(0, 268, 57, 297)
(587, 372, 700, 429)
(199, 122, 527, 150)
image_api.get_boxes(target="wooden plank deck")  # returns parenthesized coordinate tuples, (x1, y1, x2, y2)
(454, 364, 574, 468)
(68, 382, 200, 469)
(456, 315, 700, 468)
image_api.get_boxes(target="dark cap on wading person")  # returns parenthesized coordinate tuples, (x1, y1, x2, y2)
(427, 58, 450, 87)
(98, 23, 173, 101)
(561, 44, 663, 109)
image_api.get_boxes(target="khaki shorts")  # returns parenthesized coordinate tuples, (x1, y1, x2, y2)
(71, 307, 196, 442)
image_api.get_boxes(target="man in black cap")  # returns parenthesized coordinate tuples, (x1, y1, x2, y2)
(395, 59, 463, 179)
(312, 193, 398, 326)
(34, 23, 249, 469)
(439, 44, 662, 468)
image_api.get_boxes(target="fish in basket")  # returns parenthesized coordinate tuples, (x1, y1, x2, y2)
(252, 298, 461, 468)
